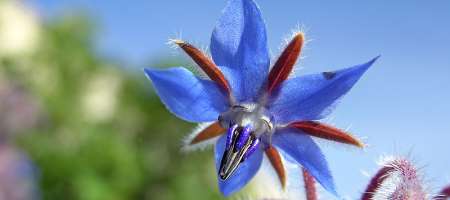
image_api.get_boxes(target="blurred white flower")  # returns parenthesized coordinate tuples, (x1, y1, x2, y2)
(81, 70, 122, 122)
(0, 0, 40, 57)
(243, 157, 305, 200)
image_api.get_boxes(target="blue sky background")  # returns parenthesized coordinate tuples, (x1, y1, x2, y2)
(30, 0, 450, 198)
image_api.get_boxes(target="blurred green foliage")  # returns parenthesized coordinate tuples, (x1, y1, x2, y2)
(1, 15, 224, 200)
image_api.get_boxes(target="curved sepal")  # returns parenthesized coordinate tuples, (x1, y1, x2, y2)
(289, 121, 364, 148)
(182, 122, 225, 152)
(302, 168, 318, 200)
(265, 146, 287, 189)
(173, 40, 232, 95)
(267, 33, 304, 94)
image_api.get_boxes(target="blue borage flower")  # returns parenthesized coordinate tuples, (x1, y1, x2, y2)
(144, 0, 378, 197)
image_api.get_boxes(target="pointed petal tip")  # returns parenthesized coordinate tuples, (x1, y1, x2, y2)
(330, 188, 340, 198)
(319, 180, 339, 198)
(363, 55, 381, 68)
(143, 67, 155, 79)
(313, 174, 339, 198)
(318, 176, 339, 198)
(337, 55, 380, 82)
(143, 67, 167, 82)
(143, 67, 150, 73)
(143, 67, 162, 73)
(350, 55, 381, 73)
(368, 55, 381, 65)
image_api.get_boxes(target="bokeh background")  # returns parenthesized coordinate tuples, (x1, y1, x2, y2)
(1, 0, 449, 199)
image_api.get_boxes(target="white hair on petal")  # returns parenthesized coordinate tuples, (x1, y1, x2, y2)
(307, 121, 367, 151)
(322, 115, 336, 125)
(312, 134, 363, 153)
(167, 38, 181, 49)
(186, 63, 208, 79)
(274, 24, 313, 79)
(342, 124, 369, 149)
(164, 36, 185, 65)
(167, 29, 184, 50)
(167, 37, 209, 79)
(196, 43, 214, 79)
(181, 122, 220, 152)
(199, 43, 211, 57)
(359, 135, 370, 149)
(361, 169, 371, 178)
(278, 24, 310, 51)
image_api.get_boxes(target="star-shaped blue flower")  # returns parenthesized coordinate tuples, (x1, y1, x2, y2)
(144, 0, 378, 197)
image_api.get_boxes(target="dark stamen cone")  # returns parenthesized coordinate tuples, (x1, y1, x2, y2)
(190, 122, 225, 144)
(173, 40, 231, 95)
(267, 33, 304, 94)
(302, 168, 317, 200)
(289, 121, 365, 148)
(265, 146, 286, 189)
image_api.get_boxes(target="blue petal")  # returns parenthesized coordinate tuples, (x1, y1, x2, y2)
(268, 56, 379, 124)
(144, 67, 229, 122)
(210, 0, 270, 102)
(273, 128, 338, 196)
(214, 134, 263, 196)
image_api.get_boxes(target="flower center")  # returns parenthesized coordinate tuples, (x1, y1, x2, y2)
(217, 104, 273, 180)
(218, 104, 273, 136)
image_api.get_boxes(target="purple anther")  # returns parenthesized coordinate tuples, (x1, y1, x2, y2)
(226, 124, 238, 150)
(243, 138, 260, 160)
(236, 125, 252, 150)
